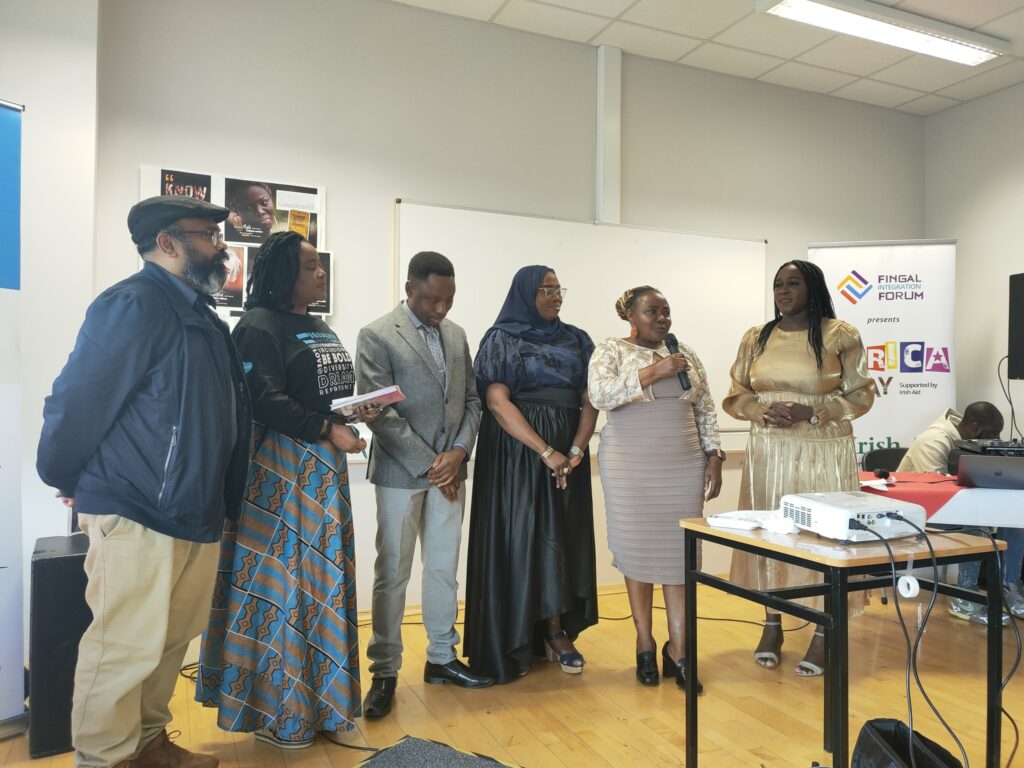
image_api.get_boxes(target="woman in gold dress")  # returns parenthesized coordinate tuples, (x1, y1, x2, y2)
(723, 260, 874, 676)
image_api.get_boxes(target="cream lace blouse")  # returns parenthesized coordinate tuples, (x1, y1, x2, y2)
(588, 336, 721, 453)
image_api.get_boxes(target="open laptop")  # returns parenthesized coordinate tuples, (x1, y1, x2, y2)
(957, 454, 1024, 490)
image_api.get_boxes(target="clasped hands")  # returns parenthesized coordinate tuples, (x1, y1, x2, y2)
(542, 448, 583, 490)
(762, 401, 816, 428)
(428, 447, 468, 501)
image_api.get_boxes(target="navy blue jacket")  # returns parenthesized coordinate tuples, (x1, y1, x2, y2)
(37, 261, 252, 543)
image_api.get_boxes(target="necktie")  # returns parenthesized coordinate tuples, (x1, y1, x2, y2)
(422, 326, 445, 377)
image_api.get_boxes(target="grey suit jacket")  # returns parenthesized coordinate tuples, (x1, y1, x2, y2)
(355, 303, 481, 489)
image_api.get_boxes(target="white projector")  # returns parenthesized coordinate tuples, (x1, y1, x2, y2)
(780, 491, 927, 543)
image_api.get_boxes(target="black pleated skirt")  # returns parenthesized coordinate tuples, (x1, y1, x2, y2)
(463, 388, 598, 684)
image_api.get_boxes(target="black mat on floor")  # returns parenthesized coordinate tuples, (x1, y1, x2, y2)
(357, 735, 517, 767)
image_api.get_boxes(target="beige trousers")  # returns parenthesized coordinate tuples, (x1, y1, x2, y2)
(72, 514, 219, 768)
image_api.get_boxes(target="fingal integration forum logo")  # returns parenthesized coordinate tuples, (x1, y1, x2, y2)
(837, 270, 873, 304)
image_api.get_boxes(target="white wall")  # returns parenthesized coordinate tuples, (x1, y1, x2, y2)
(22, 0, 932, 614)
(924, 83, 1024, 414)
(621, 55, 926, 273)
(0, 0, 98, 642)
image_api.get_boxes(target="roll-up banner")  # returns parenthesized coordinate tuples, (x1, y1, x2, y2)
(0, 99, 25, 728)
(809, 241, 957, 459)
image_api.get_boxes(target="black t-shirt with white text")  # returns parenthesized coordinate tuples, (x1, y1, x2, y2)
(232, 306, 354, 442)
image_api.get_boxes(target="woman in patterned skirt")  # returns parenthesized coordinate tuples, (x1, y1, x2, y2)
(196, 232, 373, 747)
(589, 286, 722, 692)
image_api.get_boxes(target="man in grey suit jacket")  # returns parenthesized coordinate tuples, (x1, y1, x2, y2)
(355, 251, 493, 718)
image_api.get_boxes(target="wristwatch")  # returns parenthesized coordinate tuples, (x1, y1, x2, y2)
(808, 414, 821, 426)
(569, 445, 584, 458)
(706, 448, 725, 462)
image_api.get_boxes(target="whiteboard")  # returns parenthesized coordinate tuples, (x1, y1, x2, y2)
(396, 201, 766, 449)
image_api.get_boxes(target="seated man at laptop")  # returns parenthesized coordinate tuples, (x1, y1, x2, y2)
(897, 402, 1003, 474)
(899, 402, 1022, 623)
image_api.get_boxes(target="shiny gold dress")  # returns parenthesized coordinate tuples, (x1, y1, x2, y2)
(723, 318, 874, 604)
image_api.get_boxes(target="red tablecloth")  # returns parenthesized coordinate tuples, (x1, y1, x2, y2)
(859, 471, 964, 518)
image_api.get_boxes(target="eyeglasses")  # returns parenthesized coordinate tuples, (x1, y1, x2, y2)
(169, 227, 225, 247)
(538, 287, 568, 298)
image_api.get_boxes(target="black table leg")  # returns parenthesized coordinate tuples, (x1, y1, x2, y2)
(985, 550, 1002, 767)
(685, 530, 699, 767)
(823, 571, 832, 753)
(827, 567, 850, 767)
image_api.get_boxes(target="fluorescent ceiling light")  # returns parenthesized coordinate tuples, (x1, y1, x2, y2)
(757, 0, 1010, 66)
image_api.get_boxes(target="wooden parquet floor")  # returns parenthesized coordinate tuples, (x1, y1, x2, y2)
(4, 587, 1023, 767)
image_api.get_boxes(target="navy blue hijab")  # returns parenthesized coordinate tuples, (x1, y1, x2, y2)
(484, 264, 587, 345)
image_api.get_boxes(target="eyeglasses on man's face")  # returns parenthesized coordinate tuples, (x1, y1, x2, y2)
(538, 287, 568, 298)
(170, 227, 225, 247)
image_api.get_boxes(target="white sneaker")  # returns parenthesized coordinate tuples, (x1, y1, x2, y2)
(949, 598, 981, 621)
(1004, 582, 1024, 619)
(254, 729, 314, 749)
(948, 598, 1010, 626)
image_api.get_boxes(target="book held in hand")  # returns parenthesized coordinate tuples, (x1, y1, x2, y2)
(331, 385, 405, 416)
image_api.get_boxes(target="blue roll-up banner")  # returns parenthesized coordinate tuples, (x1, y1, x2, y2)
(0, 99, 25, 727)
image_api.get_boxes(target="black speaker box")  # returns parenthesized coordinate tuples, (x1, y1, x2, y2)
(1009, 273, 1024, 379)
(29, 534, 91, 758)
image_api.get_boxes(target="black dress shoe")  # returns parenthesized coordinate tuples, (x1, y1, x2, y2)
(661, 641, 703, 695)
(424, 659, 495, 688)
(636, 651, 659, 686)
(363, 676, 396, 718)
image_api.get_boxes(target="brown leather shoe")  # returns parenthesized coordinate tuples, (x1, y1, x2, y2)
(134, 730, 218, 768)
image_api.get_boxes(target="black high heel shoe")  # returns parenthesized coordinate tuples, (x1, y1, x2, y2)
(661, 641, 703, 694)
(545, 630, 585, 674)
(636, 651, 659, 686)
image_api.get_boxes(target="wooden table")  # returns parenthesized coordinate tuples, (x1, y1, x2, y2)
(681, 518, 1006, 767)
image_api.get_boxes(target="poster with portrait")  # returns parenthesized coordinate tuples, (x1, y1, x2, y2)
(212, 244, 245, 310)
(139, 166, 325, 248)
(224, 178, 320, 247)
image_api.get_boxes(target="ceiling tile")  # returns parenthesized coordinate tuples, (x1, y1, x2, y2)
(871, 54, 998, 91)
(713, 12, 835, 59)
(830, 78, 925, 107)
(977, 8, 1024, 53)
(796, 36, 912, 76)
(493, 0, 611, 43)
(387, 0, 506, 22)
(893, 0, 1024, 29)
(680, 42, 784, 79)
(593, 21, 701, 61)
(539, 0, 636, 18)
(622, 0, 752, 39)
(937, 58, 1024, 100)
(758, 61, 858, 93)
(896, 93, 961, 115)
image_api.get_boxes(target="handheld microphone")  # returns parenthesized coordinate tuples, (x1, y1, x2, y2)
(663, 333, 692, 391)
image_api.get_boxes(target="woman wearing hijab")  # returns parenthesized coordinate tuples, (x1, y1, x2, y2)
(463, 265, 599, 683)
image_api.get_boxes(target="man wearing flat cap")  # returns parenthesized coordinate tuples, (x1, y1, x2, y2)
(37, 196, 252, 768)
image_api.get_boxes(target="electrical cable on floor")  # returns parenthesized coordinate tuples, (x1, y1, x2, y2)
(930, 524, 1024, 768)
(897, 516, 969, 768)
(849, 519, 925, 768)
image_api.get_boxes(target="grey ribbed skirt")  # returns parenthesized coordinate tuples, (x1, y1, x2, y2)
(597, 377, 706, 585)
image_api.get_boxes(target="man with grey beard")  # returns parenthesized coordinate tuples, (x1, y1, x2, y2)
(37, 196, 252, 768)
